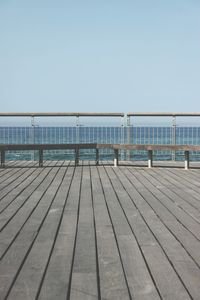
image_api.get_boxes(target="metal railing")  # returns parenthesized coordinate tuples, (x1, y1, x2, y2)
(0, 112, 200, 161)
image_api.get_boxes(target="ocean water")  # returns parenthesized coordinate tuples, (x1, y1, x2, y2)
(1, 126, 200, 161)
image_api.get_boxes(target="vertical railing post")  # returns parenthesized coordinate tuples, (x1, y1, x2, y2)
(120, 116, 125, 161)
(185, 151, 189, 169)
(39, 149, 43, 167)
(148, 150, 153, 168)
(114, 149, 119, 167)
(31, 116, 35, 161)
(76, 116, 79, 144)
(172, 116, 176, 161)
(1, 150, 5, 167)
(96, 148, 99, 165)
(75, 116, 80, 162)
(127, 115, 131, 161)
(75, 148, 79, 165)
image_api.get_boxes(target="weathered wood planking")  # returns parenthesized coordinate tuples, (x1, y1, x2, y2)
(69, 165, 99, 300)
(109, 166, 192, 299)
(117, 166, 200, 299)
(99, 166, 160, 299)
(153, 168, 200, 205)
(91, 165, 133, 300)
(0, 165, 65, 299)
(1, 162, 200, 299)
(38, 165, 82, 300)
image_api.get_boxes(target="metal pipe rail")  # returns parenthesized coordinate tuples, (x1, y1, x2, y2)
(1, 112, 200, 117)
(0, 112, 124, 117)
(1, 143, 200, 169)
(127, 112, 200, 117)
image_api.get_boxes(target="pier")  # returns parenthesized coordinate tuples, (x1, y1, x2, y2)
(1, 112, 200, 299)
(1, 161, 200, 299)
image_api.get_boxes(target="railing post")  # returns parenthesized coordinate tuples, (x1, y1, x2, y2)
(39, 149, 43, 167)
(148, 150, 153, 168)
(120, 116, 125, 161)
(114, 149, 119, 167)
(31, 116, 35, 161)
(172, 116, 176, 161)
(76, 116, 80, 144)
(96, 148, 99, 165)
(75, 148, 79, 165)
(1, 150, 5, 167)
(127, 115, 131, 161)
(185, 151, 189, 169)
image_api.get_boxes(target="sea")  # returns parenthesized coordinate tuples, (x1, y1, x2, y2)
(1, 126, 200, 161)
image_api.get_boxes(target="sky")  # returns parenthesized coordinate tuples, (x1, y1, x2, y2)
(0, 0, 200, 113)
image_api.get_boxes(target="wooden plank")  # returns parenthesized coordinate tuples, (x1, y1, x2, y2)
(0, 143, 98, 151)
(0, 162, 32, 186)
(0, 143, 200, 169)
(3, 165, 75, 300)
(117, 166, 200, 299)
(37, 166, 82, 300)
(0, 166, 64, 299)
(90, 166, 134, 300)
(101, 166, 160, 300)
(5, 160, 27, 168)
(134, 168, 200, 266)
(1, 164, 57, 248)
(0, 160, 32, 179)
(141, 168, 200, 221)
(0, 161, 39, 191)
(154, 168, 200, 206)
(69, 166, 98, 300)
(130, 168, 200, 240)
(0, 163, 57, 246)
(1, 143, 200, 156)
(170, 168, 200, 188)
(0, 161, 53, 213)
(111, 166, 195, 299)
(0, 144, 98, 167)
(0, 164, 38, 200)
(1, 164, 200, 300)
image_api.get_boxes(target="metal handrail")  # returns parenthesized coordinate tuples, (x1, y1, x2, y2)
(127, 112, 200, 117)
(0, 112, 124, 117)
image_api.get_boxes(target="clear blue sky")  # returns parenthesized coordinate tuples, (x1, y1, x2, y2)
(0, 0, 200, 113)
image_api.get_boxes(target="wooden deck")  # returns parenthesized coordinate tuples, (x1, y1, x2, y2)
(1, 161, 200, 300)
